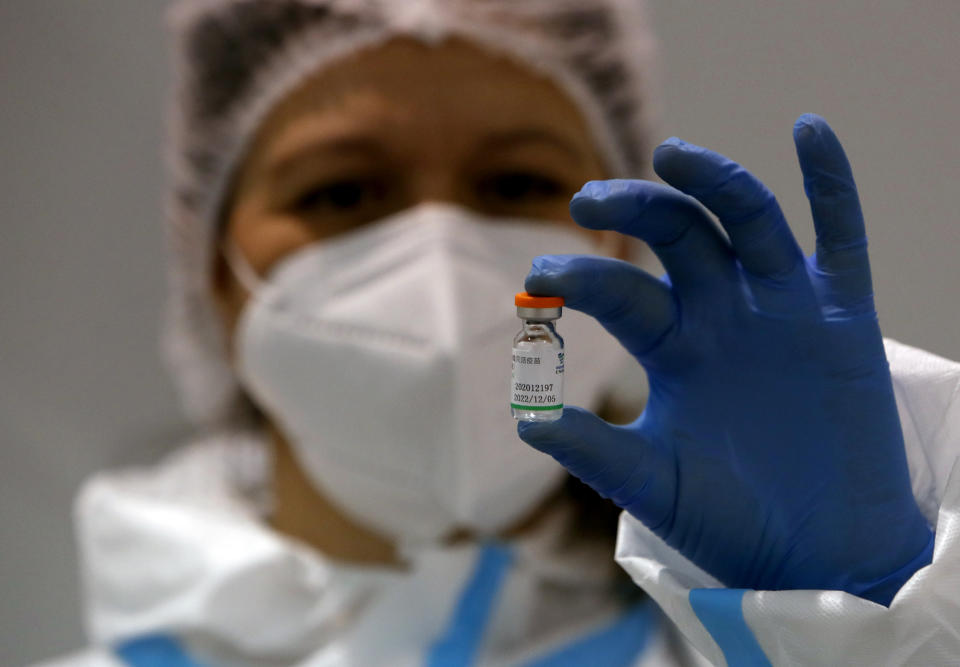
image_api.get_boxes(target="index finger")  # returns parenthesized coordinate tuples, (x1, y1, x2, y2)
(569, 180, 738, 293)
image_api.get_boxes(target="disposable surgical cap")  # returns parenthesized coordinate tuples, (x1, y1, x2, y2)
(163, 0, 658, 425)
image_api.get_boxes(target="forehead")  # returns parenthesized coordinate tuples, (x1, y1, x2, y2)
(249, 36, 599, 168)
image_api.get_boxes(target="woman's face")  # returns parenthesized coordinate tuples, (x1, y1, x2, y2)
(215, 36, 613, 329)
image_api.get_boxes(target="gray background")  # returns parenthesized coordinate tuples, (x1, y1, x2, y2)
(1, 1, 957, 664)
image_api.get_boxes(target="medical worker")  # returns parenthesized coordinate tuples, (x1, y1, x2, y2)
(36, 1, 960, 666)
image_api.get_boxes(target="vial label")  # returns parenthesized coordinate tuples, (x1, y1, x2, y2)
(511, 348, 564, 411)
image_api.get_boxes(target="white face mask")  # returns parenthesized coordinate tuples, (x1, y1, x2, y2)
(232, 203, 625, 545)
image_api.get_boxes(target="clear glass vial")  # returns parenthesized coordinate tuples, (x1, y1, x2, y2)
(511, 292, 565, 422)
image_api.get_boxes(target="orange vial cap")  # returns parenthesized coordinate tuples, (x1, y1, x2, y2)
(515, 292, 565, 309)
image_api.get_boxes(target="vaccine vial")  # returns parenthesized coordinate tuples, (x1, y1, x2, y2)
(511, 292, 565, 421)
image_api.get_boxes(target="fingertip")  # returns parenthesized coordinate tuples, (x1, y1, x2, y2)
(517, 406, 591, 438)
(792, 113, 840, 151)
(573, 179, 650, 202)
(528, 254, 565, 276)
(653, 136, 686, 155)
(793, 112, 827, 134)
(524, 254, 568, 294)
(570, 180, 640, 231)
(569, 193, 613, 230)
(573, 180, 613, 201)
(651, 138, 688, 182)
(792, 113, 854, 182)
(793, 114, 818, 143)
(571, 179, 714, 248)
(652, 143, 685, 183)
(652, 135, 688, 157)
(516, 409, 574, 452)
(652, 139, 740, 195)
(516, 418, 549, 441)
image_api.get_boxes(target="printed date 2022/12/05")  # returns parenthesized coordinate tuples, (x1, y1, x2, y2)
(513, 393, 559, 405)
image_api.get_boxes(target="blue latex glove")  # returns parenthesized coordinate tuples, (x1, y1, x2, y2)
(519, 115, 933, 605)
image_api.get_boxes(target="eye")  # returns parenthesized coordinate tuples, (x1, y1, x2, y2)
(292, 177, 389, 214)
(475, 170, 566, 204)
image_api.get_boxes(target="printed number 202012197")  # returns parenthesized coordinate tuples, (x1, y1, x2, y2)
(513, 383, 554, 393)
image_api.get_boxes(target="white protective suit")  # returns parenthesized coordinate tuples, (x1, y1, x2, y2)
(33, 339, 960, 666)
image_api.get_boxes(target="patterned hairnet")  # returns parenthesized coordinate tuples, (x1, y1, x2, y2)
(163, 0, 658, 425)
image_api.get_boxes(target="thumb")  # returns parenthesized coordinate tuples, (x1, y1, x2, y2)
(518, 407, 676, 532)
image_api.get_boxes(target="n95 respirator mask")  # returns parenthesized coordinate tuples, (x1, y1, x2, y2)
(232, 203, 625, 545)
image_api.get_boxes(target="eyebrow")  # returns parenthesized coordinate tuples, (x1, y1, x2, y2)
(267, 135, 386, 181)
(477, 128, 586, 162)
(265, 126, 586, 181)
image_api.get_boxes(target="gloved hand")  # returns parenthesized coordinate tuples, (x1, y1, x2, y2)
(518, 114, 933, 605)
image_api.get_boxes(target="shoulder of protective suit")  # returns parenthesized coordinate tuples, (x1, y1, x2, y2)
(26, 648, 121, 667)
(614, 338, 960, 666)
(884, 337, 960, 524)
(75, 428, 270, 520)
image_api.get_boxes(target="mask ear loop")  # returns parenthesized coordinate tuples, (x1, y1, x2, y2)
(222, 240, 265, 296)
